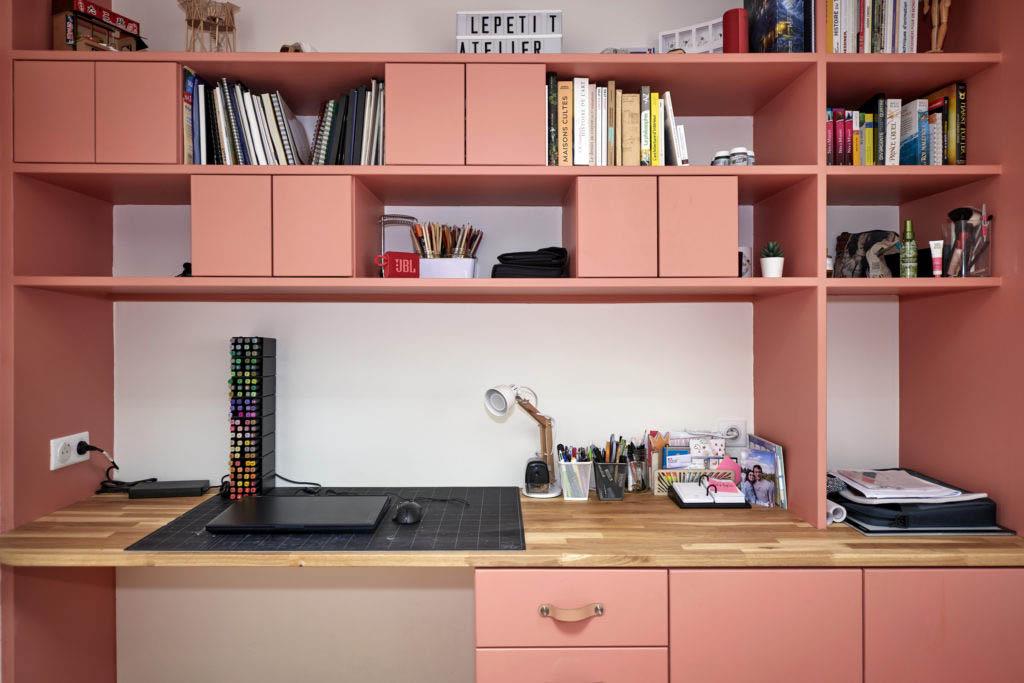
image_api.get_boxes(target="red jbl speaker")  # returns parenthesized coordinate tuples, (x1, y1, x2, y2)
(723, 8, 749, 53)
(375, 252, 419, 278)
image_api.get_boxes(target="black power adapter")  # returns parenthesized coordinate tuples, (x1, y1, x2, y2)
(79, 441, 211, 498)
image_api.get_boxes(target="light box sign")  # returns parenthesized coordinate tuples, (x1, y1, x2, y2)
(456, 9, 562, 54)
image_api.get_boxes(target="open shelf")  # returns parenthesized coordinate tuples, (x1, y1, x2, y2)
(11, 276, 819, 303)
(13, 164, 818, 205)
(826, 277, 1002, 296)
(825, 52, 1002, 104)
(826, 165, 1002, 204)
(11, 50, 817, 116)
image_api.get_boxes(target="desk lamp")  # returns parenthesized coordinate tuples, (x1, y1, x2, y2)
(484, 385, 561, 498)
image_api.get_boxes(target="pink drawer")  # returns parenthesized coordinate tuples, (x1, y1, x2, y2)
(272, 176, 353, 276)
(659, 177, 738, 277)
(96, 62, 180, 163)
(466, 64, 547, 165)
(477, 647, 668, 683)
(384, 63, 465, 165)
(14, 61, 95, 162)
(475, 569, 667, 648)
(191, 175, 272, 276)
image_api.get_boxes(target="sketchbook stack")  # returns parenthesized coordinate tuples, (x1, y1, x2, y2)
(827, 468, 1014, 536)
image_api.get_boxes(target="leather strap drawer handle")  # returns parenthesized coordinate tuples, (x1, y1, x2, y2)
(538, 602, 604, 622)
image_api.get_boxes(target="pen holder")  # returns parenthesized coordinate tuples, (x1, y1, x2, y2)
(626, 460, 648, 493)
(419, 258, 477, 279)
(594, 462, 627, 501)
(559, 461, 592, 501)
(941, 221, 992, 277)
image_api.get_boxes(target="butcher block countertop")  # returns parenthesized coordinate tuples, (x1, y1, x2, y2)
(1, 492, 1023, 568)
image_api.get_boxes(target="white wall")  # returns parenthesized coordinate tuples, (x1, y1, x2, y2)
(826, 205, 901, 470)
(114, 301, 754, 485)
(117, 0, 743, 53)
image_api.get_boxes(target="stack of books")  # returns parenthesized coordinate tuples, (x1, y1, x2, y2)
(828, 0, 920, 53)
(183, 67, 311, 165)
(309, 80, 385, 166)
(827, 82, 966, 165)
(182, 68, 385, 166)
(545, 74, 688, 167)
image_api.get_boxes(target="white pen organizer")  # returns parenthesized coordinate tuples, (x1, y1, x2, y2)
(419, 257, 476, 279)
(559, 461, 592, 501)
(411, 221, 484, 278)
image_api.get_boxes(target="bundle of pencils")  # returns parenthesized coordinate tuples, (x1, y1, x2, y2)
(409, 223, 483, 259)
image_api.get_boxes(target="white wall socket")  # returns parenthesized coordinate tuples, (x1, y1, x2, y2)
(715, 419, 748, 448)
(50, 432, 91, 471)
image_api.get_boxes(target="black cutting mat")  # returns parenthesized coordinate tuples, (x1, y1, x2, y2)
(126, 487, 525, 552)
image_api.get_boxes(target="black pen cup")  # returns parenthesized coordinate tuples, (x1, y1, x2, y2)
(594, 462, 628, 501)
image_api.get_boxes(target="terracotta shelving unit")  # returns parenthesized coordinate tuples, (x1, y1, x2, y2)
(2, 0, 1023, 680)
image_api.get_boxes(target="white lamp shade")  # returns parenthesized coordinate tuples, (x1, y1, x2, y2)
(485, 385, 538, 418)
(484, 385, 515, 417)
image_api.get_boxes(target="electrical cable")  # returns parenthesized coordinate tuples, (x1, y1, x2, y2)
(273, 473, 469, 507)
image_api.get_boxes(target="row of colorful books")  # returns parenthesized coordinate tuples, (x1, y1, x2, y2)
(545, 74, 689, 167)
(183, 68, 311, 165)
(827, 82, 965, 165)
(828, 0, 920, 53)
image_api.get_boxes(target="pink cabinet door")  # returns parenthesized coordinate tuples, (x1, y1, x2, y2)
(865, 569, 1024, 683)
(568, 177, 658, 277)
(191, 176, 272, 276)
(14, 61, 95, 162)
(659, 177, 738, 277)
(477, 648, 668, 683)
(475, 569, 667, 648)
(384, 64, 464, 165)
(272, 176, 353, 276)
(96, 63, 180, 163)
(670, 570, 862, 683)
(466, 64, 547, 165)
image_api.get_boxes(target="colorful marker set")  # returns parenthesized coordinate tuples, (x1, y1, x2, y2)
(228, 337, 277, 499)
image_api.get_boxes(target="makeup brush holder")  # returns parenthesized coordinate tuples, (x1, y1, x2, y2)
(941, 221, 992, 277)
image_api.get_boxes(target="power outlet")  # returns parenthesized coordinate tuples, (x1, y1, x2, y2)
(49, 432, 91, 471)
(715, 419, 748, 448)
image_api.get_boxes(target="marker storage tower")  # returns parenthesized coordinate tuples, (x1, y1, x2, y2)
(1, 1, 1022, 681)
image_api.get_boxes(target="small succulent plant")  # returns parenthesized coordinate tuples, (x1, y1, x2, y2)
(760, 241, 784, 258)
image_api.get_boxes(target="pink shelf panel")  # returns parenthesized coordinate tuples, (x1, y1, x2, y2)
(826, 165, 1001, 205)
(825, 53, 1001, 105)
(826, 277, 1002, 296)
(12, 164, 817, 206)
(12, 276, 819, 303)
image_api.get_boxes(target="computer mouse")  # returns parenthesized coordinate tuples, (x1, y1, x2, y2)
(393, 500, 423, 525)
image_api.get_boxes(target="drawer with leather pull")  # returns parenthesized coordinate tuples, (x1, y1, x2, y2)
(475, 569, 668, 647)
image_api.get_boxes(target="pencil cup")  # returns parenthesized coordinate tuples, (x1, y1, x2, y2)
(627, 461, 648, 493)
(594, 462, 627, 501)
(559, 462, 592, 501)
(418, 258, 477, 279)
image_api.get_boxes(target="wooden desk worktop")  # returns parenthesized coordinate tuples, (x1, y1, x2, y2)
(1, 493, 1023, 568)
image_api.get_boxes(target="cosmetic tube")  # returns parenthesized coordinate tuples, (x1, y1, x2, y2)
(929, 240, 943, 277)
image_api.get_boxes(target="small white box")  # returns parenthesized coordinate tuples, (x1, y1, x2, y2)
(659, 18, 724, 54)
(419, 258, 476, 278)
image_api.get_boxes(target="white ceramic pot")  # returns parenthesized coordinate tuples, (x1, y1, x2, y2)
(760, 257, 784, 278)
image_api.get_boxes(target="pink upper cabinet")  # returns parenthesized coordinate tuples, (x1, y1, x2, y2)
(14, 61, 95, 163)
(865, 569, 1024, 683)
(96, 63, 180, 164)
(659, 176, 738, 277)
(191, 176, 272, 276)
(272, 176, 353, 277)
(571, 177, 658, 277)
(466, 64, 547, 165)
(670, 569, 863, 683)
(475, 569, 668, 648)
(384, 63, 465, 165)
